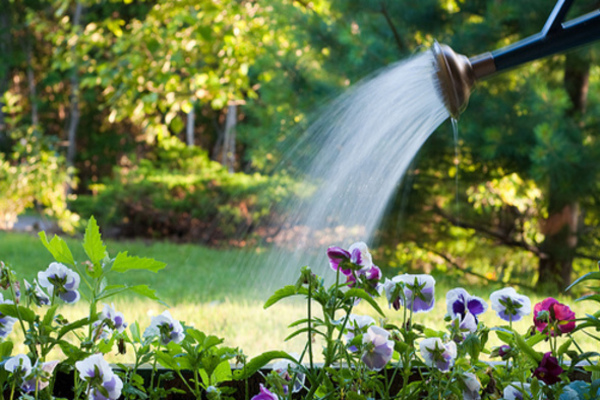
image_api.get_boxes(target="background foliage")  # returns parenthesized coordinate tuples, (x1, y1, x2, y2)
(1, 0, 599, 291)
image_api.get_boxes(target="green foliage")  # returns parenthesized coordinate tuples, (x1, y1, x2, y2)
(73, 137, 303, 242)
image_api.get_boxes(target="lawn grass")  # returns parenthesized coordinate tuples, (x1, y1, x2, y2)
(1, 231, 598, 364)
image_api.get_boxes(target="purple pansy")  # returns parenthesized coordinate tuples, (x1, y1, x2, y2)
(361, 326, 394, 371)
(490, 287, 531, 322)
(143, 310, 185, 345)
(446, 288, 487, 332)
(75, 353, 123, 400)
(94, 303, 128, 341)
(251, 384, 278, 400)
(419, 337, 457, 373)
(37, 262, 81, 304)
(344, 314, 376, 352)
(533, 352, 564, 385)
(383, 274, 435, 313)
(326, 242, 373, 275)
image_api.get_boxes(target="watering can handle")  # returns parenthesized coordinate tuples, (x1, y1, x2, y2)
(470, 0, 600, 79)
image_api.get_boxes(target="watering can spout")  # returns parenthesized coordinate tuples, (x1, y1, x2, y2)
(434, 0, 600, 118)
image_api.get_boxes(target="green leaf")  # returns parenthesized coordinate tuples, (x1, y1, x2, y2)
(83, 216, 107, 265)
(576, 294, 600, 304)
(557, 338, 572, 356)
(155, 350, 182, 370)
(0, 341, 13, 358)
(42, 304, 60, 328)
(128, 285, 162, 302)
(264, 285, 308, 309)
(130, 321, 142, 343)
(344, 289, 385, 317)
(515, 332, 542, 363)
(210, 360, 232, 384)
(233, 351, 297, 380)
(112, 252, 166, 273)
(0, 304, 36, 323)
(566, 271, 600, 291)
(59, 340, 89, 362)
(58, 317, 92, 338)
(39, 232, 74, 265)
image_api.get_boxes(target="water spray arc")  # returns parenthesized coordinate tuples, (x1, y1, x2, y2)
(434, 0, 600, 118)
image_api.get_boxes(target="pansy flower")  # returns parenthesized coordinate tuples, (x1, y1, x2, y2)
(490, 287, 531, 322)
(251, 384, 278, 400)
(21, 360, 59, 393)
(503, 382, 531, 400)
(533, 352, 564, 385)
(361, 326, 394, 371)
(76, 353, 123, 400)
(462, 372, 481, 400)
(0, 293, 17, 339)
(24, 279, 50, 306)
(533, 297, 575, 335)
(446, 288, 487, 333)
(383, 274, 435, 313)
(143, 310, 185, 345)
(5, 355, 58, 393)
(37, 262, 81, 304)
(419, 337, 457, 373)
(327, 242, 373, 275)
(344, 314, 375, 352)
(272, 354, 305, 394)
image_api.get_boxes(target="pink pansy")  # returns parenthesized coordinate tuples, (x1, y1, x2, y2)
(533, 297, 575, 335)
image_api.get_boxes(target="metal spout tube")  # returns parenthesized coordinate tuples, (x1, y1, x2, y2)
(434, 0, 600, 118)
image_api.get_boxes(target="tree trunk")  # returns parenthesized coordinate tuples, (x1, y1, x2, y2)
(186, 100, 195, 147)
(26, 37, 38, 127)
(0, 0, 12, 133)
(536, 51, 590, 291)
(221, 104, 237, 173)
(66, 2, 83, 174)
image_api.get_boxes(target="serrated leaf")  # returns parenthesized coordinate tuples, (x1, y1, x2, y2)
(59, 340, 90, 361)
(39, 232, 74, 265)
(83, 216, 107, 265)
(128, 285, 162, 301)
(264, 285, 308, 309)
(233, 351, 298, 380)
(344, 288, 385, 316)
(112, 252, 166, 273)
(0, 304, 36, 323)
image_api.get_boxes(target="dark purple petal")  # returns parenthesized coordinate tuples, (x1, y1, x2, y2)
(60, 290, 80, 303)
(452, 298, 466, 316)
(467, 298, 486, 316)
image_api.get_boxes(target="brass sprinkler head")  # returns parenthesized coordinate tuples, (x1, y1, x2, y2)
(432, 42, 495, 119)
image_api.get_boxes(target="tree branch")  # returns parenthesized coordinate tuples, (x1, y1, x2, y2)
(380, 2, 404, 53)
(417, 243, 535, 291)
(433, 206, 546, 258)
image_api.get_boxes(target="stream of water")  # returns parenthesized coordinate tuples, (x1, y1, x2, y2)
(245, 49, 451, 293)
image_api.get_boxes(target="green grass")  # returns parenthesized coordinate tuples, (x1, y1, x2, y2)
(1, 231, 598, 365)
